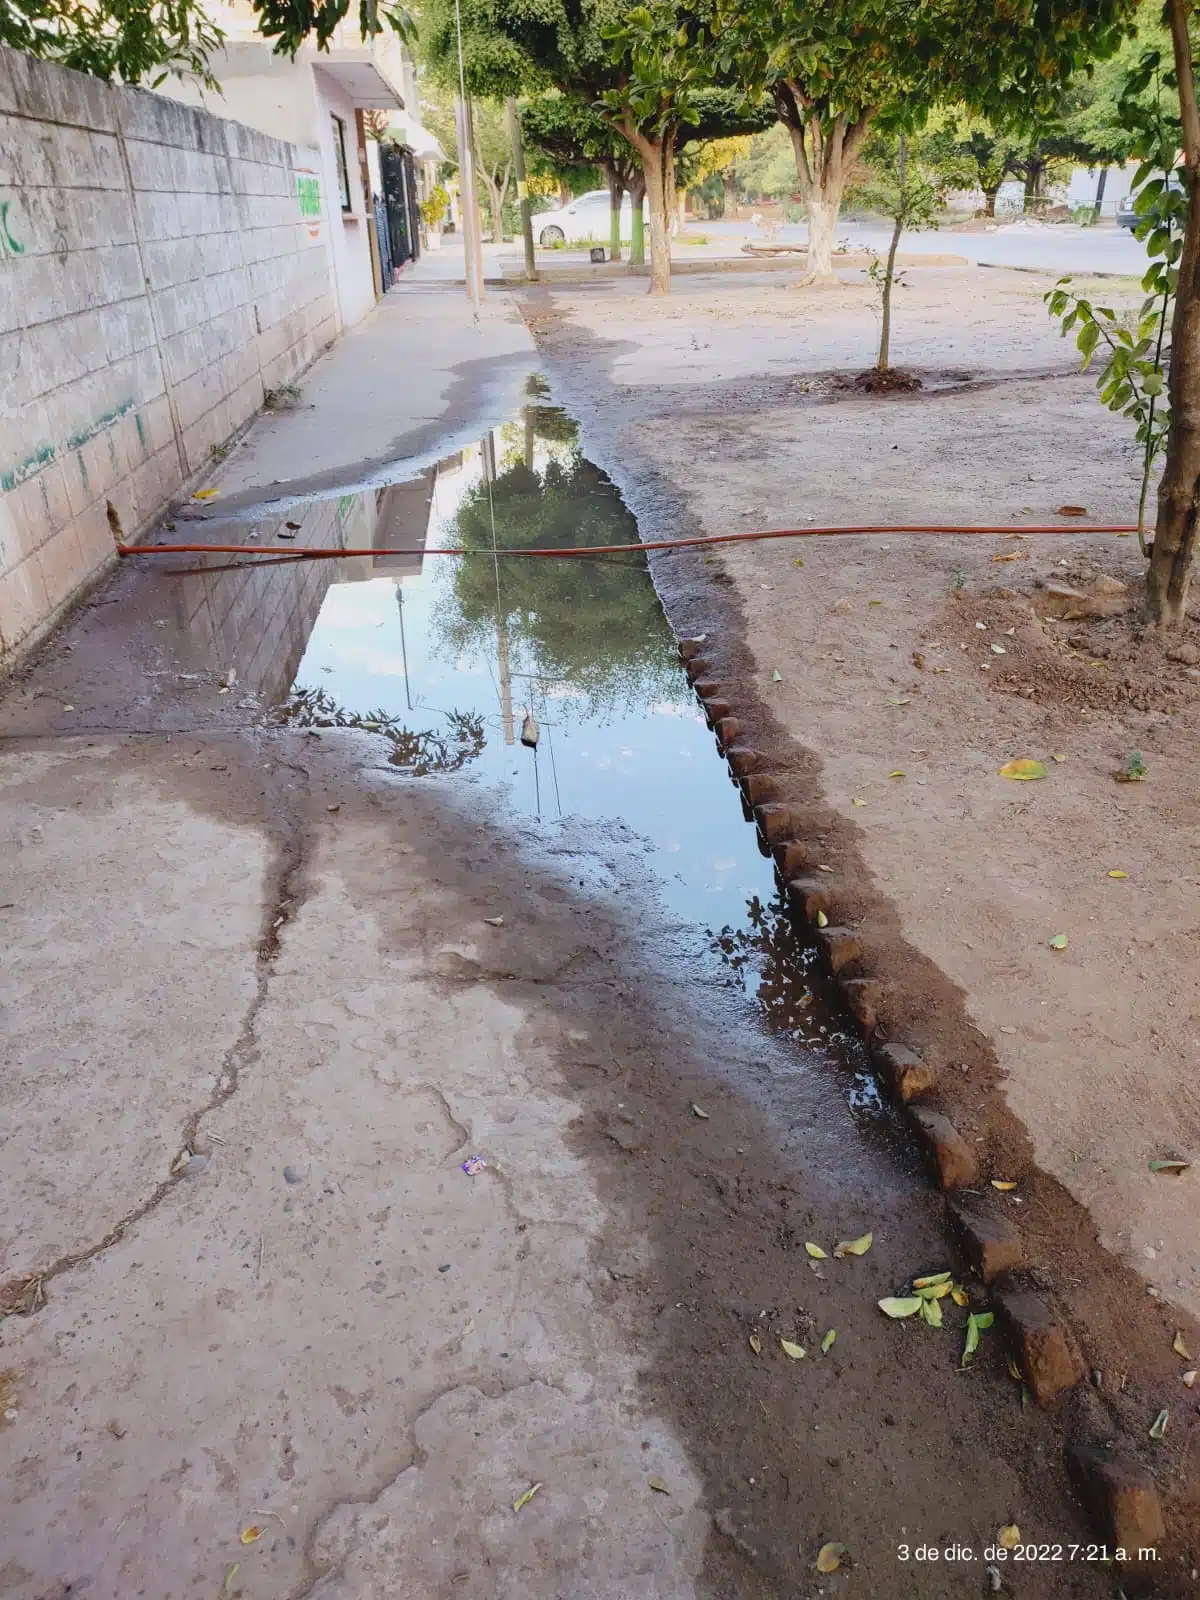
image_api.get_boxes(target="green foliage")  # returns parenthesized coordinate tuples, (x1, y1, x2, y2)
(444, 430, 677, 715)
(1045, 39, 1184, 545)
(251, 0, 416, 56)
(0, 0, 224, 86)
(420, 185, 450, 229)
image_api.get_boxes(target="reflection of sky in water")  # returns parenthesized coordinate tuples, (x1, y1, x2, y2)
(291, 444, 761, 929)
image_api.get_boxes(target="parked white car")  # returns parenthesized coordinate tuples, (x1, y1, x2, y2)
(534, 188, 646, 245)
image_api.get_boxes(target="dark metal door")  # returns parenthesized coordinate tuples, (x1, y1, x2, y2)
(380, 143, 419, 268)
(373, 192, 394, 291)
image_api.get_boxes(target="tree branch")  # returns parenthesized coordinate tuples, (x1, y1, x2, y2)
(1169, 0, 1200, 168)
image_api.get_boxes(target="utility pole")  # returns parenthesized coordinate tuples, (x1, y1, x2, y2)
(507, 96, 537, 282)
(453, 94, 485, 307)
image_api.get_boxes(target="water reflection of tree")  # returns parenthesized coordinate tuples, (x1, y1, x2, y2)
(439, 446, 678, 719)
(282, 686, 485, 776)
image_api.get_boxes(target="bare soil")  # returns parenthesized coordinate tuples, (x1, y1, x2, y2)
(518, 264, 1200, 1572)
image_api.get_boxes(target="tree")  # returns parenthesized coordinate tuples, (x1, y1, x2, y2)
(856, 130, 973, 372)
(520, 94, 642, 261)
(709, 0, 1135, 285)
(472, 101, 515, 241)
(0, 0, 223, 86)
(691, 136, 754, 217)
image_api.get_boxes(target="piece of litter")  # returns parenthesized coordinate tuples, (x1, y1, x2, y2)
(771, 669, 782, 682)
(484, 916, 505, 927)
(990, 643, 1006, 655)
(999, 1025, 1017, 1035)
(461, 1156, 487, 1176)
(513, 1482, 542, 1512)
(690, 1102, 710, 1119)
(991, 1180, 1017, 1192)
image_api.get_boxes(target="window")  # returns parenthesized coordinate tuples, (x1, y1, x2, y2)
(332, 114, 352, 214)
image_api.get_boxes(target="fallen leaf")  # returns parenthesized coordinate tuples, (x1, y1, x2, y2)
(817, 864, 834, 873)
(1173, 1332, 1192, 1360)
(869, 599, 882, 607)
(834, 1232, 873, 1257)
(1057, 505, 1087, 516)
(749, 1332, 762, 1355)
(999, 759, 1046, 781)
(816, 909, 829, 928)
(1008, 1359, 1023, 1381)
(1048, 933, 1069, 950)
(917, 1280, 953, 1300)
(484, 916, 505, 927)
(886, 696, 911, 705)
(648, 1476, 670, 1494)
(816, 1542, 847, 1574)
(805, 1242, 827, 1259)
(888, 769, 905, 779)
(821, 1329, 836, 1354)
(990, 643, 1007, 655)
(1150, 1159, 1191, 1175)
(991, 1180, 1018, 1192)
(991, 552, 1020, 562)
(1107, 869, 1129, 878)
(690, 1102, 710, 1119)
(193, 487, 219, 500)
(1051, 752, 1067, 762)
(961, 1310, 994, 1368)
(878, 1296, 923, 1319)
(1149, 1408, 1169, 1440)
(780, 1338, 807, 1360)
(771, 670, 782, 682)
(999, 1025, 1017, 1035)
(223, 1565, 240, 1593)
(912, 1270, 952, 1289)
(792, 558, 804, 568)
(951, 1285, 970, 1307)
(240, 1526, 263, 1544)
(1183, 1370, 1197, 1388)
(852, 797, 866, 807)
(998, 1524, 1020, 1549)
(513, 1482, 543, 1513)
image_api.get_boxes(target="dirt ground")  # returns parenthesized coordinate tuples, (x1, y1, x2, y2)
(521, 263, 1200, 1562)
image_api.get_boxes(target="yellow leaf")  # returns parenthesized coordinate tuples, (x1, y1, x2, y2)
(1173, 1331, 1191, 1360)
(1107, 869, 1128, 878)
(1051, 753, 1067, 762)
(991, 552, 1020, 562)
(912, 1270, 952, 1289)
(816, 1542, 847, 1574)
(878, 1296, 922, 1318)
(852, 797, 866, 807)
(805, 1242, 827, 1259)
(223, 1566, 240, 1594)
(888, 769, 905, 779)
(1008, 1358, 1023, 1381)
(793, 557, 804, 567)
(991, 1180, 1017, 1192)
(240, 1526, 263, 1544)
(512, 1482, 543, 1513)
(1048, 933, 1068, 950)
(821, 1329, 836, 1354)
(834, 1232, 873, 1257)
(998, 759, 1046, 781)
(998, 1525, 1020, 1550)
(193, 487, 219, 500)
(779, 1338, 807, 1360)
(749, 1332, 762, 1355)
(951, 1285, 969, 1307)
(648, 1476, 670, 1494)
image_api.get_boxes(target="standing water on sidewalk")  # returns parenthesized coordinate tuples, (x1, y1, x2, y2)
(279, 393, 880, 1111)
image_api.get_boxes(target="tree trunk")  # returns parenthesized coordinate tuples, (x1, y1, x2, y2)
(1094, 167, 1108, 217)
(604, 163, 624, 262)
(629, 171, 646, 266)
(1148, 0, 1200, 626)
(643, 141, 671, 293)
(877, 139, 906, 372)
(777, 94, 872, 287)
(723, 173, 737, 219)
(664, 146, 679, 238)
(982, 184, 999, 217)
(558, 177, 571, 207)
(805, 194, 840, 281)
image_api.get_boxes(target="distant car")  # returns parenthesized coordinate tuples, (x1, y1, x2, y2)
(1117, 179, 1184, 230)
(534, 188, 646, 246)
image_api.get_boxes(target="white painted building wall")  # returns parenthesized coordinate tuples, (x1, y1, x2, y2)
(313, 69, 376, 329)
(0, 45, 338, 669)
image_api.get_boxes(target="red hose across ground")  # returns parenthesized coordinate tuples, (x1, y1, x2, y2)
(115, 521, 1139, 562)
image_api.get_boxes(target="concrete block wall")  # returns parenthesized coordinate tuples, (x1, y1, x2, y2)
(0, 45, 339, 669)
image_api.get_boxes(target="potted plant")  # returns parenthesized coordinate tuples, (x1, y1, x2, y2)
(420, 185, 449, 250)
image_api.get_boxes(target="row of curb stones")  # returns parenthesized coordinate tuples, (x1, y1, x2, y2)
(679, 637, 1167, 1566)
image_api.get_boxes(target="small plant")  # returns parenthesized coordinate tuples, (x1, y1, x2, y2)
(263, 382, 301, 410)
(950, 565, 966, 591)
(210, 442, 229, 461)
(1121, 751, 1149, 781)
(419, 184, 449, 231)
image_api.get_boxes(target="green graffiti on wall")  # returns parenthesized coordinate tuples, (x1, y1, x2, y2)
(297, 176, 322, 219)
(0, 199, 25, 259)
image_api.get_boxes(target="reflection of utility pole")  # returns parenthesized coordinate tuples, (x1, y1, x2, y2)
(395, 583, 412, 711)
(524, 408, 534, 470)
(480, 432, 514, 744)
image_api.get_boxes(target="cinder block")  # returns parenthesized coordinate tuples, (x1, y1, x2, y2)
(0, 554, 50, 654)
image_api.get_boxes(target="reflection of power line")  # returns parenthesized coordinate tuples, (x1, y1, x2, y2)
(395, 583, 412, 711)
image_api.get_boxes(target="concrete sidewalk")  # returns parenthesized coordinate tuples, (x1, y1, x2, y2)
(191, 250, 535, 519)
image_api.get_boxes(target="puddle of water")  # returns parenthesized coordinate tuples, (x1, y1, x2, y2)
(242, 390, 886, 1120)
